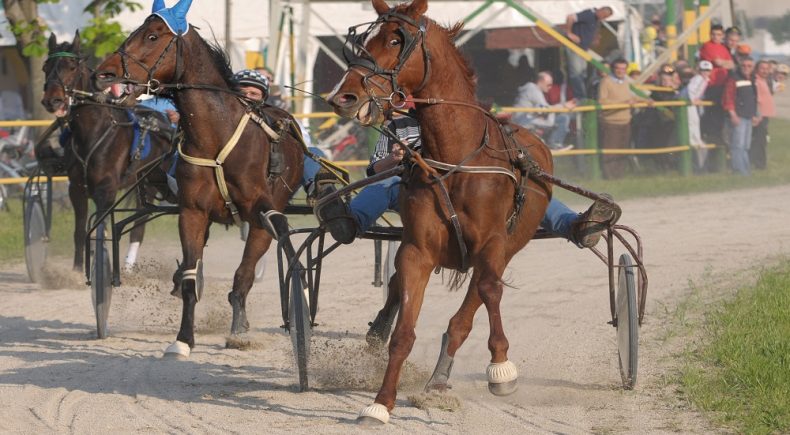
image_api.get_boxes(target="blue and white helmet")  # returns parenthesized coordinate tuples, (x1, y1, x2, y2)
(233, 69, 270, 98)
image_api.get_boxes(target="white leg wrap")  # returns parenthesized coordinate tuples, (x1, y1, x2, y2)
(487, 360, 518, 384)
(164, 340, 190, 358)
(358, 403, 389, 424)
(124, 241, 141, 270)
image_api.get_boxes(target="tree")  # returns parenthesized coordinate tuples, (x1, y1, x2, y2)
(768, 11, 790, 45)
(2, 0, 141, 120)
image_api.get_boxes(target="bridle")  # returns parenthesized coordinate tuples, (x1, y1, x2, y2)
(343, 9, 431, 112)
(112, 17, 186, 95)
(43, 51, 88, 107)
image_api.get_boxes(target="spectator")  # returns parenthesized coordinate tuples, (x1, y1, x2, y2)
(598, 58, 646, 178)
(545, 70, 574, 106)
(725, 27, 742, 59)
(774, 64, 788, 93)
(627, 63, 641, 80)
(750, 60, 776, 170)
(699, 24, 734, 159)
(684, 60, 713, 170)
(255, 67, 288, 111)
(565, 6, 613, 100)
(512, 71, 577, 151)
(635, 66, 678, 171)
(641, 15, 664, 62)
(722, 57, 758, 175)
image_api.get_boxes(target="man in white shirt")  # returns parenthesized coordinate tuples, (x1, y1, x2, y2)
(685, 60, 713, 170)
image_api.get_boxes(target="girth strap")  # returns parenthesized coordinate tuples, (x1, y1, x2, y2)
(422, 158, 518, 183)
(177, 112, 251, 227)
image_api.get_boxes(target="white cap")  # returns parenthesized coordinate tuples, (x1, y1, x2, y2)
(699, 60, 713, 71)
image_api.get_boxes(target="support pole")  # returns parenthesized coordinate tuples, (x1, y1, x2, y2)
(582, 109, 602, 180)
(665, 0, 678, 62)
(699, 0, 710, 44)
(684, 0, 698, 65)
(674, 105, 693, 176)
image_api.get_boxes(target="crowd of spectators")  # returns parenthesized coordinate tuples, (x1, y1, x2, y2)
(508, 6, 787, 179)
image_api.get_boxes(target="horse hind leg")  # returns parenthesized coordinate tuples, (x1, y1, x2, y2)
(227, 225, 273, 349)
(164, 208, 209, 359)
(366, 271, 401, 348)
(123, 189, 148, 271)
(424, 270, 483, 393)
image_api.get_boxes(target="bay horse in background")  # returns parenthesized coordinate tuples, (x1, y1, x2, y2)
(93, 3, 304, 357)
(327, 0, 554, 424)
(41, 32, 176, 272)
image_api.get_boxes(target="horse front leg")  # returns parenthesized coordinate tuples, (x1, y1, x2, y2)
(226, 224, 273, 348)
(164, 207, 209, 359)
(424, 270, 483, 392)
(68, 167, 88, 271)
(476, 247, 517, 396)
(358, 243, 434, 425)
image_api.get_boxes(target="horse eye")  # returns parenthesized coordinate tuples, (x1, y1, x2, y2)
(147, 34, 158, 41)
(389, 38, 401, 46)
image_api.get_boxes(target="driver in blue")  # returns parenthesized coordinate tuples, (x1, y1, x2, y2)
(318, 106, 616, 249)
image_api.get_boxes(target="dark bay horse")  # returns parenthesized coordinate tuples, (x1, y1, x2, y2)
(328, 0, 554, 424)
(41, 32, 175, 272)
(93, 5, 304, 356)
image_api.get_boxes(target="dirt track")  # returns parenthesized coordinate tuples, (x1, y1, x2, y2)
(1, 184, 789, 434)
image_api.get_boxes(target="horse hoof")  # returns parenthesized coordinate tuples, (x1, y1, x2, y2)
(424, 382, 451, 393)
(357, 403, 389, 425)
(163, 340, 191, 359)
(487, 360, 518, 396)
(225, 334, 252, 350)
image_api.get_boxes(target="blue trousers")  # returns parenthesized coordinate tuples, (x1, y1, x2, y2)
(728, 118, 752, 176)
(349, 176, 579, 242)
(301, 147, 325, 190)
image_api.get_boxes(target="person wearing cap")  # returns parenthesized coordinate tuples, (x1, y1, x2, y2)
(232, 69, 327, 196)
(722, 57, 758, 176)
(750, 60, 776, 170)
(685, 60, 714, 170)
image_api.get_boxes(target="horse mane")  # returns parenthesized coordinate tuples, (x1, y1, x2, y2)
(196, 34, 236, 89)
(391, 3, 477, 93)
(52, 40, 77, 54)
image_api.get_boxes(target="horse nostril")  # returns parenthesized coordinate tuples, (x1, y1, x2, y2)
(332, 93, 358, 108)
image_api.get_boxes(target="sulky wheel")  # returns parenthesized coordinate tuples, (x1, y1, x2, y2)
(289, 264, 311, 392)
(24, 196, 48, 283)
(616, 253, 639, 389)
(90, 221, 113, 339)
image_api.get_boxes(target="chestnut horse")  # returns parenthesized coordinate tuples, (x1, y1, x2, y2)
(328, 0, 553, 424)
(41, 32, 175, 272)
(94, 12, 303, 356)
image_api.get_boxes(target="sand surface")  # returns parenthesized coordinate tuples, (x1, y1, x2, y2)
(1, 184, 789, 434)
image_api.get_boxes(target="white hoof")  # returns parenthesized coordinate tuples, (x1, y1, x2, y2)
(487, 360, 518, 396)
(163, 340, 191, 359)
(357, 403, 389, 425)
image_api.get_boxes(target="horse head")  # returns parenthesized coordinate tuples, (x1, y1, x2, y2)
(327, 0, 431, 125)
(94, 0, 193, 101)
(42, 31, 86, 117)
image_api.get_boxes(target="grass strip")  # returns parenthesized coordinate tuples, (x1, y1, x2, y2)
(680, 261, 790, 435)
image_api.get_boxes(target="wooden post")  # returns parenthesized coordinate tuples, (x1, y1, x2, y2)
(675, 105, 693, 176)
(684, 0, 698, 65)
(582, 106, 602, 180)
(666, 0, 678, 62)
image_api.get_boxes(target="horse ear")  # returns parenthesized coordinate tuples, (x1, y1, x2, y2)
(152, 0, 166, 13)
(48, 33, 57, 52)
(72, 30, 81, 54)
(171, 0, 193, 17)
(406, 0, 428, 17)
(371, 0, 390, 15)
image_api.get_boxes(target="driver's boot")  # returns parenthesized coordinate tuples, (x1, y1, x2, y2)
(571, 194, 617, 248)
(313, 171, 357, 244)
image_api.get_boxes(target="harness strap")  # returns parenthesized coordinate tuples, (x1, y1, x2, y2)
(422, 158, 518, 183)
(177, 112, 251, 227)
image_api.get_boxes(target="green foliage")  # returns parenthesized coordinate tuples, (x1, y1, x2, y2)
(681, 262, 790, 434)
(768, 11, 790, 45)
(5, 0, 142, 59)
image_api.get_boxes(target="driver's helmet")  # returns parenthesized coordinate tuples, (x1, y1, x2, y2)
(233, 69, 270, 100)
